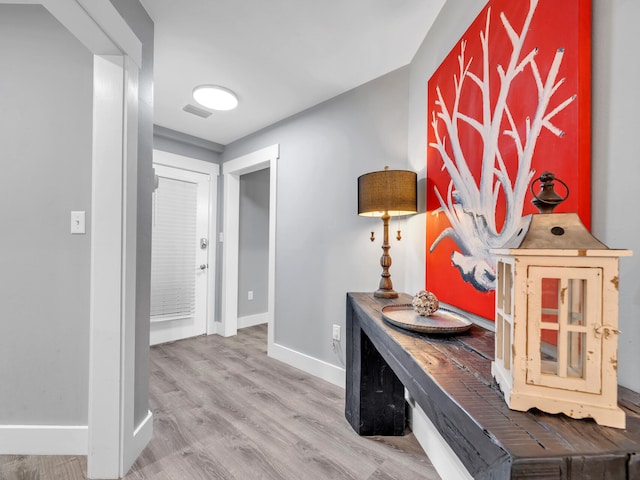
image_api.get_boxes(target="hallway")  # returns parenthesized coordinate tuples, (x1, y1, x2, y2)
(1, 325, 438, 480)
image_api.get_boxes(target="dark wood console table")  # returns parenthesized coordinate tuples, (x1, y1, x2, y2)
(345, 292, 640, 479)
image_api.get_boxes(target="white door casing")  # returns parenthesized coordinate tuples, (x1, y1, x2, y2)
(153, 150, 219, 337)
(89, 45, 149, 480)
(222, 145, 278, 352)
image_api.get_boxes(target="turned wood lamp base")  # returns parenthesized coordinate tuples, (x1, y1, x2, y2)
(374, 289, 398, 299)
(373, 212, 398, 299)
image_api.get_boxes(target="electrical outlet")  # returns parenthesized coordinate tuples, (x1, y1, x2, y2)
(332, 324, 341, 341)
(248, 290, 253, 301)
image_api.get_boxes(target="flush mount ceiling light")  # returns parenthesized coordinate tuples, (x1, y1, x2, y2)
(192, 85, 238, 111)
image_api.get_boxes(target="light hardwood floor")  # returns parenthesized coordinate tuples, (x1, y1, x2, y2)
(1, 325, 439, 480)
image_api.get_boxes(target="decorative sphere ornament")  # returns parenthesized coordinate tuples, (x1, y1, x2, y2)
(412, 290, 439, 316)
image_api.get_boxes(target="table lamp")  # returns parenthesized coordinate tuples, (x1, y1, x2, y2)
(358, 167, 417, 298)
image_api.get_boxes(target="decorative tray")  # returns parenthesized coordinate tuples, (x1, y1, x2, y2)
(381, 303, 472, 334)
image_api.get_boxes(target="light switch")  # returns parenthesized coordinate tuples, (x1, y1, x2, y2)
(71, 211, 86, 234)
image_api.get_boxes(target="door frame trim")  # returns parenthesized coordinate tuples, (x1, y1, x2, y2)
(153, 149, 220, 336)
(222, 145, 279, 352)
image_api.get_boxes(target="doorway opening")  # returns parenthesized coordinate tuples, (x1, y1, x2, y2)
(221, 145, 278, 355)
(237, 168, 271, 329)
(151, 150, 219, 344)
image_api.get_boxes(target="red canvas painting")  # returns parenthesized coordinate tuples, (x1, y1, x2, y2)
(426, 0, 591, 320)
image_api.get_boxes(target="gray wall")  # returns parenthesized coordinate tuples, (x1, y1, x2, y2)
(109, 0, 155, 430)
(153, 125, 223, 164)
(406, 0, 640, 393)
(591, 0, 640, 392)
(223, 67, 410, 365)
(238, 168, 270, 317)
(0, 5, 93, 424)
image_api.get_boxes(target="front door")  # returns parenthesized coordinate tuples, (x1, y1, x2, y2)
(150, 164, 210, 345)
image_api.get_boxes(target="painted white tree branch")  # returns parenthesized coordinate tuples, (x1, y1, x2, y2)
(429, 0, 576, 291)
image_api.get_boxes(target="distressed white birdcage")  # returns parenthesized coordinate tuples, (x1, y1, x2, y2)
(491, 174, 631, 429)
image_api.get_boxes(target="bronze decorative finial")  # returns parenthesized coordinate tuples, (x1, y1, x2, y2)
(530, 171, 569, 214)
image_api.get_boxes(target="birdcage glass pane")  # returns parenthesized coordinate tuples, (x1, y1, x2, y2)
(540, 329, 558, 375)
(567, 331, 585, 378)
(568, 278, 586, 326)
(541, 277, 559, 324)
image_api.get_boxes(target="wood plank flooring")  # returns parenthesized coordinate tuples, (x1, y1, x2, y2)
(1, 325, 439, 480)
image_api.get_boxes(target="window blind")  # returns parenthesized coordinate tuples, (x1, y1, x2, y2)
(150, 176, 198, 322)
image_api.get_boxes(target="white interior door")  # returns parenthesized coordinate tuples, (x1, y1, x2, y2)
(150, 164, 210, 345)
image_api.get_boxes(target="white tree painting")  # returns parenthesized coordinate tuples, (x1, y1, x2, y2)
(428, 0, 577, 293)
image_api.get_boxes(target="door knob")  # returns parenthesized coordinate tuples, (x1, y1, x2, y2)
(199, 264, 208, 270)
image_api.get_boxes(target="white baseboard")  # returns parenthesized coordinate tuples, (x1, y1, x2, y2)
(269, 342, 345, 388)
(407, 397, 473, 480)
(208, 320, 223, 336)
(238, 312, 268, 329)
(0, 424, 88, 455)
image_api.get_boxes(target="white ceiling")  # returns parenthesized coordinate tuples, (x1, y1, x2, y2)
(139, 0, 445, 147)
